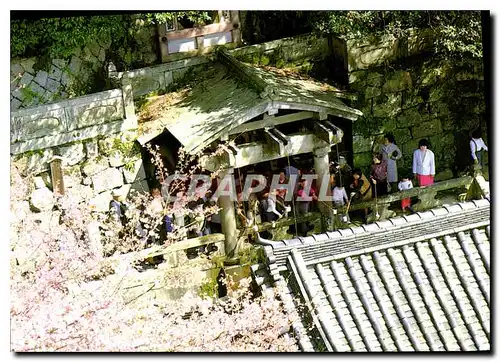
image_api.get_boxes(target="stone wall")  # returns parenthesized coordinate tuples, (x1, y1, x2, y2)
(14, 131, 149, 214)
(10, 25, 159, 111)
(11, 81, 148, 215)
(344, 32, 486, 180)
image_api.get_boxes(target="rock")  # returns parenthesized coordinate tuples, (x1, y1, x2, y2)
(31, 211, 61, 233)
(48, 64, 63, 81)
(10, 63, 24, 78)
(402, 139, 419, 156)
(89, 191, 112, 213)
(392, 128, 412, 145)
(60, 142, 86, 166)
(434, 169, 454, 182)
(82, 157, 109, 177)
(84, 140, 99, 159)
(108, 151, 128, 167)
(33, 70, 49, 89)
(33, 176, 46, 189)
(10, 97, 22, 111)
(122, 159, 146, 183)
(45, 77, 61, 94)
(92, 168, 124, 193)
(39, 172, 53, 189)
(52, 58, 67, 70)
(19, 71, 34, 87)
(21, 149, 54, 176)
(30, 187, 55, 212)
(382, 70, 413, 93)
(412, 119, 442, 139)
(353, 152, 374, 169)
(352, 135, 374, 153)
(396, 107, 429, 128)
(65, 184, 94, 204)
(365, 85, 381, 99)
(83, 176, 92, 186)
(114, 184, 133, 199)
(28, 82, 45, 99)
(372, 93, 402, 119)
(63, 166, 83, 188)
(11, 201, 30, 221)
(68, 56, 82, 75)
(87, 221, 103, 258)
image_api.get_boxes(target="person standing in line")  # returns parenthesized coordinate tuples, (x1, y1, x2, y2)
(380, 133, 402, 193)
(398, 174, 415, 213)
(370, 154, 389, 197)
(412, 139, 435, 187)
(350, 168, 372, 222)
(470, 128, 488, 169)
(260, 188, 283, 223)
(294, 178, 315, 236)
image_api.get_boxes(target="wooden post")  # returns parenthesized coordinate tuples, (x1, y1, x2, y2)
(229, 11, 242, 46)
(49, 156, 65, 196)
(314, 146, 331, 231)
(218, 168, 239, 259)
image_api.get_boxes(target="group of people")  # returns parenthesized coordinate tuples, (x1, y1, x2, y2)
(108, 128, 488, 242)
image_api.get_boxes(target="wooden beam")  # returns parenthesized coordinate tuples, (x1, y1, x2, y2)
(270, 127, 289, 146)
(313, 122, 335, 144)
(233, 133, 329, 168)
(228, 111, 314, 135)
(314, 111, 328, 120)
(264, 128, 285, 156)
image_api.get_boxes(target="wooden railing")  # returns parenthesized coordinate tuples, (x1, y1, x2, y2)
(349, 175, 473, 221)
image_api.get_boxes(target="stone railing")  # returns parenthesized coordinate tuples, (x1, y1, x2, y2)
(10, 88, 137, 155)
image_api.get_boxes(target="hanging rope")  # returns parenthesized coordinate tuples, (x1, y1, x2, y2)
(285, 152, 299, 238)
(236, 166, 249, 226)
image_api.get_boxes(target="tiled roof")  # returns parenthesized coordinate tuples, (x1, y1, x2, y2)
(252, 199, 490, 351)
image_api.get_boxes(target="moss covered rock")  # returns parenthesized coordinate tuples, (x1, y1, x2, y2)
(353, 152, 374, 169)
(411, 119, 443, 139)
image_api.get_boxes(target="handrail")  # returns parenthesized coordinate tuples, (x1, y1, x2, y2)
(349, 176, 473, 211)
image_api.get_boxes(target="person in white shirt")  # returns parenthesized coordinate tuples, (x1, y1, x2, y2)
(332, 185, 348, 207)
(470, 128, 488, 169)
(412, 139, 435, 187)
(398, 175, 414, 213)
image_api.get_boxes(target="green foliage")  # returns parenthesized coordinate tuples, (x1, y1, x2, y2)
(11, 12, 214, 62)
(311, 10, 483, 59)
(237, 246, 262, 266)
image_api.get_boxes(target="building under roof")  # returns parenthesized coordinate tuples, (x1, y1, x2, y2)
(252, 199, 491, 352)
(137, 49, 362, 156)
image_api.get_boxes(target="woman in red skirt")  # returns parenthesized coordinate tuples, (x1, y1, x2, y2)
(412, 139, 435, 187)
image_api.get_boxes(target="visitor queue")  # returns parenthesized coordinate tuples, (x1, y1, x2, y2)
(108, 130, 487, 241)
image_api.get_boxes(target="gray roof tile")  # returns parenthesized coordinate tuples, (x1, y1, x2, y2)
(253, 200, 490, 351)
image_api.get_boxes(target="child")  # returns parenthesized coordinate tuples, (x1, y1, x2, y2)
(398, 175, 414, 213)
(332, 184, 348, 208)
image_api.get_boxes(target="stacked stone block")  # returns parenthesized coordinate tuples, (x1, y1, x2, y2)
(347, 33, 485, 180)
(15, 133, 149, 215)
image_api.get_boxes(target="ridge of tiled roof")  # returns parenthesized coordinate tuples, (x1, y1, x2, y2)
(251, 199, 491, 352)
(256, 199, 490, 271)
